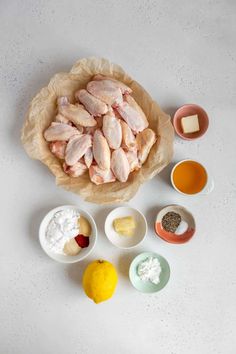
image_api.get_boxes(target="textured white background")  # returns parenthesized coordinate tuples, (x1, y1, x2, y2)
(0, 1, 236, 353)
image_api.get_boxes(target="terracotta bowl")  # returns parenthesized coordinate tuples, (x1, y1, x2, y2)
(154, 205, 196, 244)
(173, 104, 209, 140)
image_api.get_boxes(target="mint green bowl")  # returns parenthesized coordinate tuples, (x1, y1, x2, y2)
(129, 252, 170, 293)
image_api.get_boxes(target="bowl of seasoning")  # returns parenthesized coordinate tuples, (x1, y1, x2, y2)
(39, 205, 97, 263)
(129, 252, 170, 293)
(154, 205, 196, 244)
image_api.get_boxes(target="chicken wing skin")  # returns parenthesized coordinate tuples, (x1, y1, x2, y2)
(84, 147, 93, 168)
(102, 111, 122, 150)
(125, 95, 148, 126)
(93, 129, 111, 170)
(87, 80, 123, 106)
(65, 134, 92, 166)
(58, 96, 97, 127)
(55, 113, 83, 132)
(115, 96, 148, 133)
(63, 161, 87, 177)
(111, 148, 130, 182)
(126, 150, 141, 172)
(136, 128, 156, 164)
(49, 141, 67, 159)
(120, 120, 137, 151)
(55, 113, 71, 125)
(93, 74, 132, 94)
(89, 165, 116, 185)
(75, 89, 108, 116)
(44, 122, 80, 142)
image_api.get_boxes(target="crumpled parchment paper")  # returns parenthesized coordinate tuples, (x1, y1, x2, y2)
(21, 57, 174, 204)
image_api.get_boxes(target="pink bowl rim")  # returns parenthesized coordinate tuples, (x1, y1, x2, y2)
(173, 103, 209, 141)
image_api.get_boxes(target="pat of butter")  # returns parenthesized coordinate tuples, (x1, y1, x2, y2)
(181, 114, 200, 134)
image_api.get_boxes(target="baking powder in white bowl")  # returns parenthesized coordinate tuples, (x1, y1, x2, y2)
(39, 205, 97, 263)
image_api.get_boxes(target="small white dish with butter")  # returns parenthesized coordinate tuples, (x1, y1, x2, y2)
(105, 207, 147, 249)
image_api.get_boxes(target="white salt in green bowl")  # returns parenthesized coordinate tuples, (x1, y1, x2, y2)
(129, 252, 170, 293)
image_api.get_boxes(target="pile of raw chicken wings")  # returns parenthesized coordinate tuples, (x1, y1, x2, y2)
(44, 75, 156, 185)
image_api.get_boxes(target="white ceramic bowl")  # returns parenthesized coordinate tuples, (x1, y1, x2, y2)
(170, 159, 214, 195)
(39, 205, 97, 263)
(105, 206, 147, 249)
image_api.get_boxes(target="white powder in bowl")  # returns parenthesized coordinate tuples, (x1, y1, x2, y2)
(175, 220, 188, 235)
(45, 209, 80, 254)
(137, 256, 162, 284)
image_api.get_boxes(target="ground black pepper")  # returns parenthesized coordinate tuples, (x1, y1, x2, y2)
(161, 212, 181, 233)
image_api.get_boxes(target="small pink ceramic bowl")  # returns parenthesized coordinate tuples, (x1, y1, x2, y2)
(173, 104, 209, 140)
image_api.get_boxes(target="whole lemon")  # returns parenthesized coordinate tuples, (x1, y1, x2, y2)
(82, 260, 118, 304)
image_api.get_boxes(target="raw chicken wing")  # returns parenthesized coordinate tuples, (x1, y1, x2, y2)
(115, 96, 148, 133)
(126, 150, 140, 172)
(89, 165, 116, 185)
(55, 112, 83, 133)
(75, 89, 108, 116)
(136, 128, 156, 164)
(58, 96, 97, 127)
(44, 81, 155, 185)
(65, 134, 92, 166)
(120, 120, 137, 151)
(102, 111, 122, 149)
(111, 148, 130, 182)
(93, 74, 132, 94)
(84, 147, 93, 168)
(44, 122, 80, 142)
(50, 141, 67, 159)
(55, 113, 71, 125)
(87, 80, 123, 106)
(125, 95, 148, 126)
(93, 129, 110, 170)
(63, 162, 87, 177)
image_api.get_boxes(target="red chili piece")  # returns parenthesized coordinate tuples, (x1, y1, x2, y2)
(75, 234, 90, 248)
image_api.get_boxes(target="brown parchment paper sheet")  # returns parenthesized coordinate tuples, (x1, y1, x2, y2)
(21, 57, 174, 204)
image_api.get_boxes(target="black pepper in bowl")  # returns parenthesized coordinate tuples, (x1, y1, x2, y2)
(162, 212, 181, 233)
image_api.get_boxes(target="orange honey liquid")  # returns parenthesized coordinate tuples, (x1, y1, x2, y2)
(173, 160, 207, 194)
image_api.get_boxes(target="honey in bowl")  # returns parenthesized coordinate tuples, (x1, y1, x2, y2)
(172, 160, 207, 194)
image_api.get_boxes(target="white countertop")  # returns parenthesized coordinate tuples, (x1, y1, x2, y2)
(1, 1, 235, 353)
